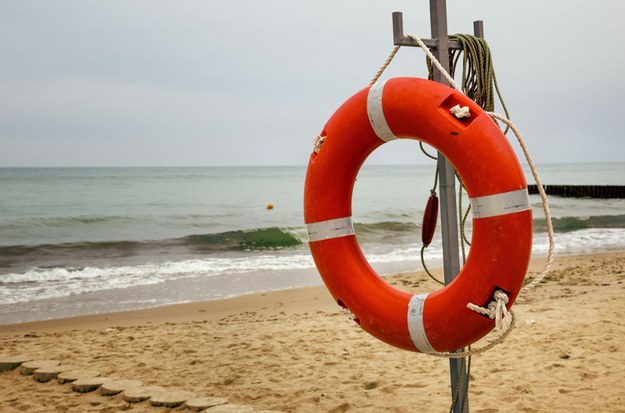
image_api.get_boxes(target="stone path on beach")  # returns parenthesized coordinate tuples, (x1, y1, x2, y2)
(0, 356, 283, 412)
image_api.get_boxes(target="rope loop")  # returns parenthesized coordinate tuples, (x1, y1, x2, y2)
(467, 290, 512, 331)
(427, 311, 516, 359)
(313, 135, 326, 154)
(450, 104, 471, 119)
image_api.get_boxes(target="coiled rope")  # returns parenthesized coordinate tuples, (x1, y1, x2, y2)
(429, 34, 510, 120)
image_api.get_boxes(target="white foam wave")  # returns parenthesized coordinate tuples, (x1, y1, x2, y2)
(0, 253, 316, 305)
(532, 228, 625, 255)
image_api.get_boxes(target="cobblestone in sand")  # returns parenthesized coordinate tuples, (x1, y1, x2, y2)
(122, 385, 166, 403)
(57, 369, 100, 384)
(0, 355, 32, 372)
(71, 376, 110, 393)
(100, 379, 143, 396)
(19, 359, 60, 375)
(185, 396, 229, 411)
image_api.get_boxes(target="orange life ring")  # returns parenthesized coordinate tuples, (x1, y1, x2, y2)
(304, 77, 532, 353)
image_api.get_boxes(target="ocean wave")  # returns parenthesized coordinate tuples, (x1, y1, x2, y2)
(354, 221, 419, 234)
(3, 226, 625, 307)
(184, 227, 303, 251)
(0, 227, 306, 271)
(3, 215, 625, 270)
(532, 228, 625, 256)
(0, 253, 317, 305)
(32, 215, 133, 227)
(534, 214, 625, 232)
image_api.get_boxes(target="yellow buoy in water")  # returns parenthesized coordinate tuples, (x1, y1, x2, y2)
(266, 203, 274, 210)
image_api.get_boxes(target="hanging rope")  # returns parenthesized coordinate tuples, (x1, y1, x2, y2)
(419, 141, 438, 160)
(493, 112, 555, 292)
(449, 354, 470, 413)
(426, 312, 517, 359)
(371, 45, 401, 85)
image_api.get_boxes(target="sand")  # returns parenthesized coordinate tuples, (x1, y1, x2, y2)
(1, 251, 625, 412)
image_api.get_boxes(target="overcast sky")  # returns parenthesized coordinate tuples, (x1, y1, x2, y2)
(1, 0, 624, 167)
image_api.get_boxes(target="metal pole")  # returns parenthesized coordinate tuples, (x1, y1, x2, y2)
(428, 1, 469, 412)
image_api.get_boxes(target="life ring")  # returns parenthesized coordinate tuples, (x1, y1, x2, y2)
(303, 77, 532, 353)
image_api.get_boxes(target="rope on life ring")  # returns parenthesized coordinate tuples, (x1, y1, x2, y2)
(304, 77, 534, 354)
(367, 33, 554, 357)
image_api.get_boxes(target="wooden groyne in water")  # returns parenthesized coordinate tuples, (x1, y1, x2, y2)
(527, 185, 625, 199)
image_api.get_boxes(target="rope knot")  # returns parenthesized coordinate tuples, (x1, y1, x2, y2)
(313, 135, 326, 154)
(467, 289, 511, 331)
(450, 104, 471, 119)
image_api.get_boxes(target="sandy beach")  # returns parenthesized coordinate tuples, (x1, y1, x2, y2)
(2, 251, 625, 412)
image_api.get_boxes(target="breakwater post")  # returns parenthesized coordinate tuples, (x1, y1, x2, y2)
(527, 185, 625, 198)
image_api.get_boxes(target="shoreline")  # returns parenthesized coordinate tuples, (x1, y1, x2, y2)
(4, 227, 625, 326)
(0, 250, 613, 335)
(0, 282, 337, 336)
(0, 265, 324, 326)
(2, 250, 625, 412)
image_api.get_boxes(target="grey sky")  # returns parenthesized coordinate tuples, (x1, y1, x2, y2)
(1, 0, 624, 167)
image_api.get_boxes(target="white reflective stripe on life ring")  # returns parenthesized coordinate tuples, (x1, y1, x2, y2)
(307, 217, 355, 242)
(470, 188, 530, 219)
(367, 80, 398, 142)
(407, 293, 435, 353)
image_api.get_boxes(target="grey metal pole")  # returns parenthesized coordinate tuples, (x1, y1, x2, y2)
(428, 1, 469, 412)
(392, 5, 483, 412)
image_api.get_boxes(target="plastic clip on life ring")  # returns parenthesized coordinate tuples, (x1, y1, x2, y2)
(303, 77, 532, 353)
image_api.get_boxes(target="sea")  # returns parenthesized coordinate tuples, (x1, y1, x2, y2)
(2, 162, 625, 325)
